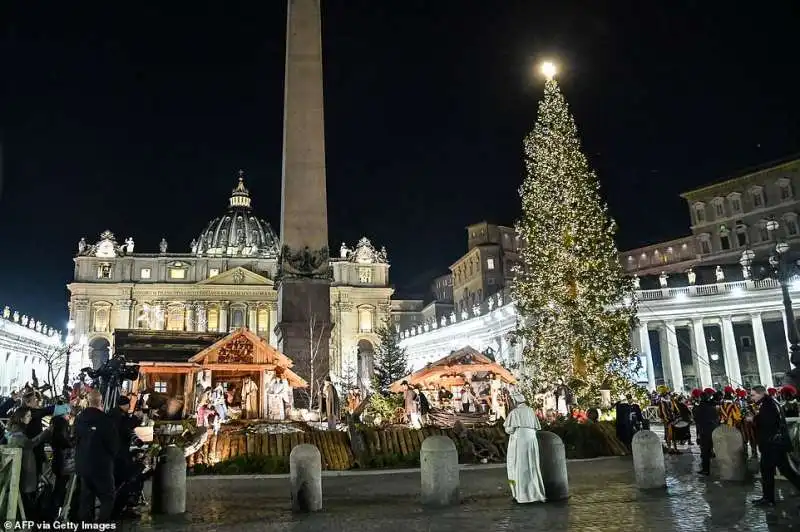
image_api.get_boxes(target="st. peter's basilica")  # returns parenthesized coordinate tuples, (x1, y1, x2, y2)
(67, 173, 392, 387)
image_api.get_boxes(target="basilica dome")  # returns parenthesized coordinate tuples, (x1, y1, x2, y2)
(192, 172, 279, 257)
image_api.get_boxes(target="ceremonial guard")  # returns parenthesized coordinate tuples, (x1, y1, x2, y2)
(719, 386, 742, 430)
(737, 388, 759, 459)
(657, 386, 680, 454)
(780, 385, 798, 417)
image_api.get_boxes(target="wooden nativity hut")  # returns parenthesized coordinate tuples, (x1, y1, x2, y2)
(114, 327, 307, 419)
(390, 346, 517, 394)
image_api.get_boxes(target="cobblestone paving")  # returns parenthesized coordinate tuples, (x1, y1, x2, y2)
(121, 448, 800, 532)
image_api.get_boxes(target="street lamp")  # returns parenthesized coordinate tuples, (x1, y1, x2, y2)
(62, 320, 86, 397)
(748, 221, 800, 387)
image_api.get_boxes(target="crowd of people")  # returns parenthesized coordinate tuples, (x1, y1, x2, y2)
(653, 383, 799, 507)
(0, 381, 146, 523)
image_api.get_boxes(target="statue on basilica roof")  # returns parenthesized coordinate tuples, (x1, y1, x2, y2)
(124, 237, 135, 254)
(349, 237, 388, 264)
(159, 238, 168, 254)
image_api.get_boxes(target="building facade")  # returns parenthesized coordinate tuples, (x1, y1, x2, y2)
(0, 306, 64, 396)
(66, 175, 393, 386)
(399, 157, 800, 393)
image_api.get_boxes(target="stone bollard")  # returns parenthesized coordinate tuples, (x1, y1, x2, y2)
(536, 431, 569, 501)
(712, 425, 747, 481)
(631, 430, 666, 490)
(420, 435, 459, 507)
(290, 444, 323, 513)
(151, 445, 187, 514)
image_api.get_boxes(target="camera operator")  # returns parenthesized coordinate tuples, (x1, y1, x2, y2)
(109, 395, 141, 518)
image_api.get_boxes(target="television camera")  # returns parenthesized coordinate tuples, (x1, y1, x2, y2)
(81, 354, 140, 413)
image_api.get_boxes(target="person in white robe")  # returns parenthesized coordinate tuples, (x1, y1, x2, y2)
(268, 372, 288, 420)
(504, 391, 546, 504)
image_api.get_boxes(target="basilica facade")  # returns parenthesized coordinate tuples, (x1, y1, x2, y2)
(66, 174, 393, 386)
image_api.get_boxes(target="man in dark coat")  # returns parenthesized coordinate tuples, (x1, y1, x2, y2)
(749, 385, 800, 507)
(23, 391, 55, 481)
(615, 396, 634, 448)
(109, 395, 140, 517)
(693, 388, 719, 475)
(75, 389, 119, 522)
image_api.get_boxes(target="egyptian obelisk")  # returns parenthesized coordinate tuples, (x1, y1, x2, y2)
(276, 0, 331, 406)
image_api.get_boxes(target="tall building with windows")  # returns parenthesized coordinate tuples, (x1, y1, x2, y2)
(450, 222, 521, 313)
(397, 156, 800, 392)
(66, 174, 393, 385)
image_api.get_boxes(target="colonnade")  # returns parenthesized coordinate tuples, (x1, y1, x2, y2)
(636, 310, 794, 392)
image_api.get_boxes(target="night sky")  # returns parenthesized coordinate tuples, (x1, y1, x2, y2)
(1, 1, 799, 328)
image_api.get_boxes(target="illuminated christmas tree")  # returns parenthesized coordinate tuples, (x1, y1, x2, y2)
(513, 62, 639, 406)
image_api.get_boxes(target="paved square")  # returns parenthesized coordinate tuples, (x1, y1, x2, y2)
(121, 449, 799, 531)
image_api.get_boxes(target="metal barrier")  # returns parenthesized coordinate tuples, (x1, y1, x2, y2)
(644, 406, 660, 422)
(0, 447, 25, 521)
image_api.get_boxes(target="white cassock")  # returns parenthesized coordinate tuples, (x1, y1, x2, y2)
(504, 403, 546, 503)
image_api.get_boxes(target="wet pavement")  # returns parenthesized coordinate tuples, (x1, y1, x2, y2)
(121, 447, 800, 532)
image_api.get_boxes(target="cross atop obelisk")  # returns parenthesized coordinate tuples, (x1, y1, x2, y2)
(276, 0, 332, 405)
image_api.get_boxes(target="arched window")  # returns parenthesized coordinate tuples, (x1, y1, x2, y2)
(166, 305, 185, 331)
(231, 307, 245, 329)
(92, 303, 111, 333)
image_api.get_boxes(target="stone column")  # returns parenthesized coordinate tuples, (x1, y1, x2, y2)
(185, 302, 195, 332)
(269, 302, 279, 347)
(153, 301, 165, 330)
(248, 304, 257, 332)
(663, 321, 683, 392)
(116, 299, 133, 329)
(690, 318, 713, 388)
(781, 309, 794, 362)
(195, 302, 207, 332)
(73, 299, 90, 340)
(750, 313, 774, 387)
(720, 316, 743, 387)
(219, 302, 229, 332)
(637, 321, 656, 391)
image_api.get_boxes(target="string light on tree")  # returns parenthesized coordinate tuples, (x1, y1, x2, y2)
(512, 60, 639, 406)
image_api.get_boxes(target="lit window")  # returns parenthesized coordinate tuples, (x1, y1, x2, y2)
(207, 307, 219, 331)
(257, 308, 269, 333)
(486, 258, 495, 270)
(140, 268, 151, 279)
(97, 263, 111, 279)
(358, 267, 372, 284)
(359, 308, 373, 333)
(209, 268, 219, 278)
(166, 307, 184, 331)
(169, 268, 186, 280)
(154, 381, 168, 393)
